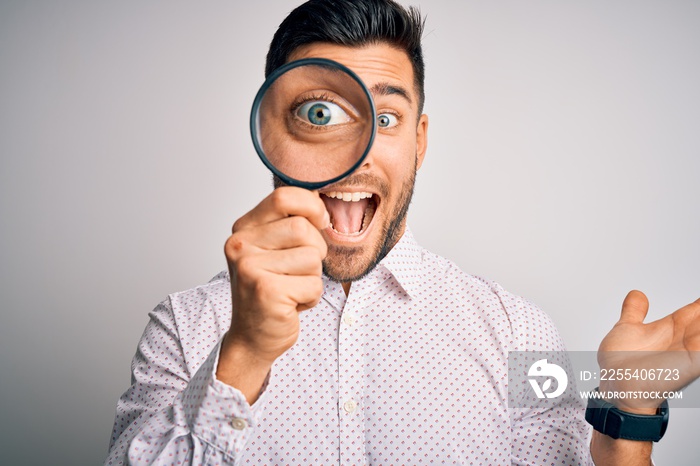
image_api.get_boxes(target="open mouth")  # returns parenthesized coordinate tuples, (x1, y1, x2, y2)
(321, 190, 378, 236)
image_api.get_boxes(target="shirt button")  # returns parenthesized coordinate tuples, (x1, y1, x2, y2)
(231, 417, 248, 430)
(343, 399, 358, 413)
(342, 314, 356, 327)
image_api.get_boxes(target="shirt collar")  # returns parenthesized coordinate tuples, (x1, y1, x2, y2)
(375, 226, 422, 299)
(321, 226, 423, 309)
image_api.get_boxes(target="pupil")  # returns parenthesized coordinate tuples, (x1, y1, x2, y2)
(308, 103, 331, 125)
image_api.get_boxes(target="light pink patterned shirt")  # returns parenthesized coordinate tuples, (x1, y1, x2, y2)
(107, 229, 592, 465)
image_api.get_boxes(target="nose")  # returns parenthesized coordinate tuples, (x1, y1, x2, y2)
(357, 134, 378, 171)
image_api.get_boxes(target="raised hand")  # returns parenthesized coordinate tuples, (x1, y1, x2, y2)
(217, 187, 329, 403)
(597, 290, 700, 413)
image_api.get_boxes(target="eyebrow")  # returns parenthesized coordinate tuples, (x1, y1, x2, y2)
(370, 82, 412, 104)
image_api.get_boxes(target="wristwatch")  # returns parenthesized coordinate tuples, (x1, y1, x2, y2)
(585, 388, 669, 442)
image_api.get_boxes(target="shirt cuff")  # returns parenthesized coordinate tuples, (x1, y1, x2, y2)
(175, 339, 270, 458)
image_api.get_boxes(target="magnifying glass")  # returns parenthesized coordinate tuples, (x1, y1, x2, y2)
(250, 58, 376, 190)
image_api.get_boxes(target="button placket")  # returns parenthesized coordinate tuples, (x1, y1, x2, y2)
(337, 296, 366, 464)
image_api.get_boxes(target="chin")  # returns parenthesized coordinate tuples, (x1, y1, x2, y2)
(322, 215, 406, 283)
(322, 243, 377, 283)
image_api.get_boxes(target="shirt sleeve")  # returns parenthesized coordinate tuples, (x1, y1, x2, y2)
(105, 298, 268, 465)
(493, 285, 595, 466)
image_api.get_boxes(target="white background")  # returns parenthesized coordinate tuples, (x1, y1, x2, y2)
(1, 1, 698, 464)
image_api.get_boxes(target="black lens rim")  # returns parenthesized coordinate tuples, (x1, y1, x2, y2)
(250, 57, 377, 190)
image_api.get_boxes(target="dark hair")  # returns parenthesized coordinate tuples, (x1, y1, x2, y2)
(265, 0, 426, 114)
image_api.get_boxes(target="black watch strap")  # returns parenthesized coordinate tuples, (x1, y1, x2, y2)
(585, 388, 669, 442)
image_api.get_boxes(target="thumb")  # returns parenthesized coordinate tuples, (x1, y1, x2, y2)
(619, 290, 650, 324)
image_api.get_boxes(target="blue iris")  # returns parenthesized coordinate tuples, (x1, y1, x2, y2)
(307, 103, 332, 125)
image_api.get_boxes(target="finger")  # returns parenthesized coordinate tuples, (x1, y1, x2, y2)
(276, 274, 324, 308)
(242, 247, 323, 277)
(666, 297, 700, 328)
(297, 299, 322, 312)
(233, 187, 330, 232)
(619, 289, 650, 324)
(233, 269, 323, 312)
(232, 216, 328, 258)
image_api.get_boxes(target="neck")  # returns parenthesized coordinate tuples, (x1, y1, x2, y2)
(342, 282, 351, 296)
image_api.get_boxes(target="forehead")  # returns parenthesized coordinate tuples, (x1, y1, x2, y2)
(288, 42, 416, 103)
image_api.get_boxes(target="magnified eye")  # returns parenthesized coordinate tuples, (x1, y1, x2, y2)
(377, 113, 398, 128)
(296, 101, 352, 126)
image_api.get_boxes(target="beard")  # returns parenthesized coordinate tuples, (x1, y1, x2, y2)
(321, 159, 417, 283)
(272, 157, 418, 283)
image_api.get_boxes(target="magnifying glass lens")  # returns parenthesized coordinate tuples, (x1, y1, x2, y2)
(252, 59, 375, 188)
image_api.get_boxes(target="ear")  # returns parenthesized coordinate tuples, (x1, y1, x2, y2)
(415, 113, 429, 170)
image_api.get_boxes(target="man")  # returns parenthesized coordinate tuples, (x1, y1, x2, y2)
(106, 1, 699, 464)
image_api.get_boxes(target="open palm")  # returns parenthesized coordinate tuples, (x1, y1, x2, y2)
(597, 290, 700, 412)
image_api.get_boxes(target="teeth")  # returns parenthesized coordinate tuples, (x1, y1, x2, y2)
(323, 191, 373, 202)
